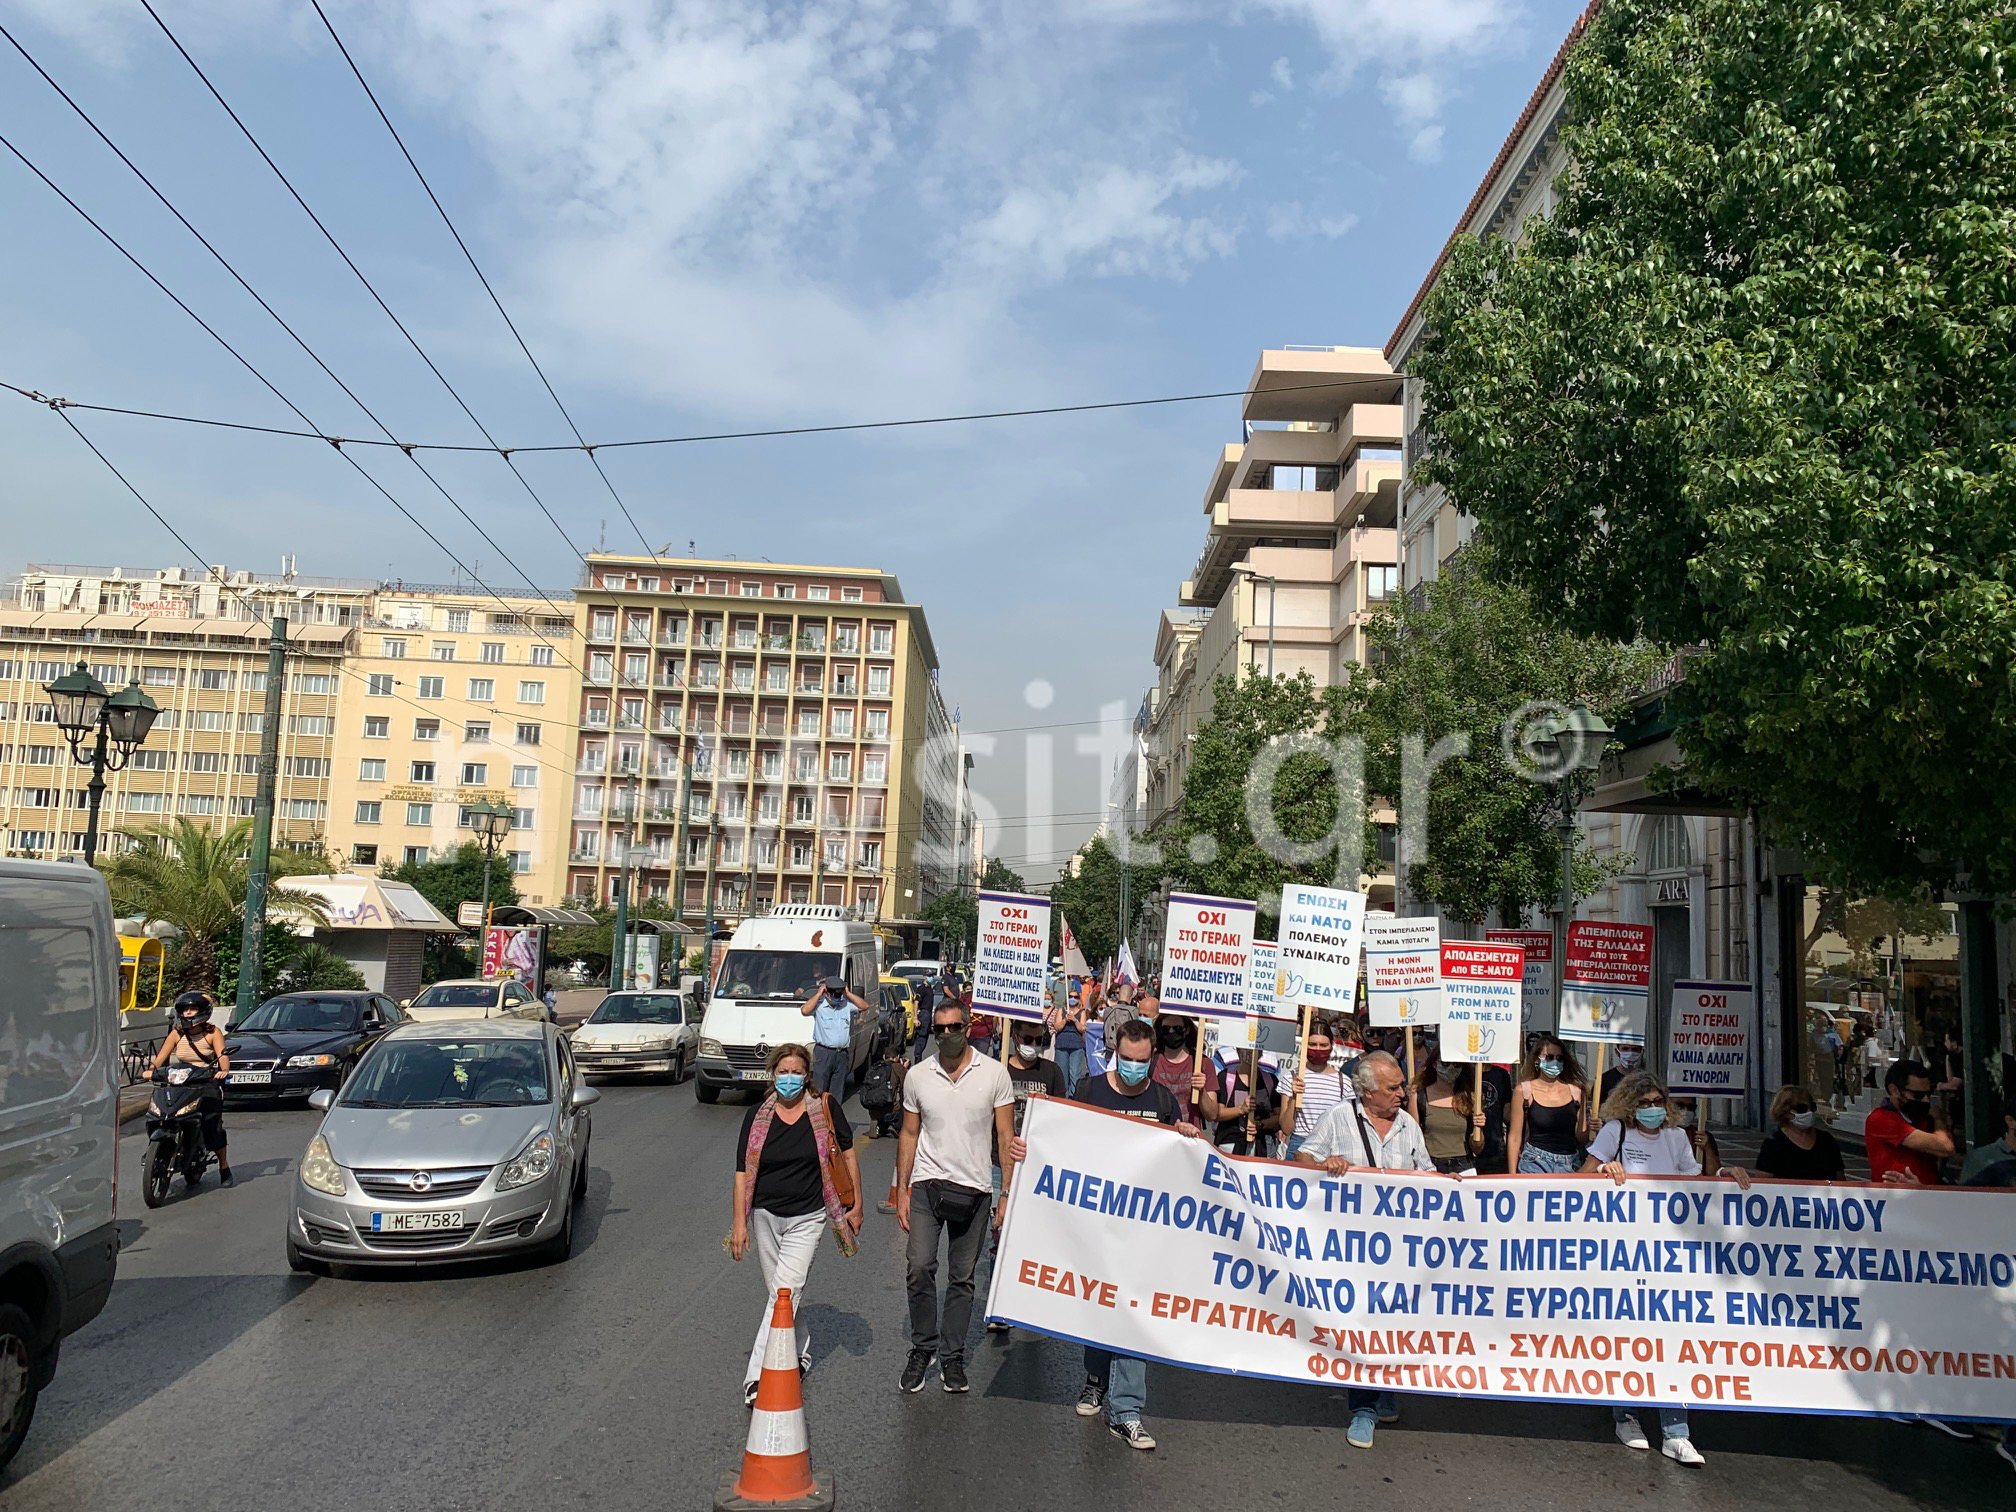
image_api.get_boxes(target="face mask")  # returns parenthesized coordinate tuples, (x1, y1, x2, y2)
(1016, 1041, 1043, 1061)
(1790, 1110, 1818, 1130)
(1437, 1063, 1461, 1083)
(1158, 1027, 1187, 1050)
(1616, 1050, 1643, 1070)
(1537, 1058, 1562, 1078)
(1116, 1056, 1152, 1087)
(935, 1029, 969, 1061)
(1633, 1106, 1667, 1131)
(773, 1072, 807, 1100)
(1675, 1108, 1697, 1129)
(1899, 1094, 1930, 1119)
(1306, 1048, 1331, 1068)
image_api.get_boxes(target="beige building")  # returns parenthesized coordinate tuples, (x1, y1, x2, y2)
(323, 585, 578, 905)
(0, 563, 365, 858)
(564, 554, 961, 928)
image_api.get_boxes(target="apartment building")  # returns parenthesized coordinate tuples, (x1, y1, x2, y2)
(564, 555, 961, 925)
(0, 563, 366, 857)
(323, 585, 578, 905)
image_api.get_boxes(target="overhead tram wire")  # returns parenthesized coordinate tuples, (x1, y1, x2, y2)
(305, 0, 661, 572)
(0, 127, 590, 690)
(0, 24, 585, 646)
(137, 0, 593, 572)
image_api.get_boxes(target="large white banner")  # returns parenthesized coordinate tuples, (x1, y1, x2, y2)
(1364, 913, 1441, 1028)
(1161, 893, 1255, 1020)
(1277, 885, 1367, 1019)
(990, 1099, 2016, 1420)
(973, 891, 1053, 1023)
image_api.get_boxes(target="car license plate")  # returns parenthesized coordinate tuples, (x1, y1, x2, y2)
(371, 1210, 464, 1233)
(738, 1069, 771, 1081)
(231, 1071, 273, 1085)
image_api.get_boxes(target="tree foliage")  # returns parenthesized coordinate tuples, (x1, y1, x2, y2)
(1410, 0, 2016, 892)
(1050, 833, 1160, 969)
(386, 842, 519, 982)
(921, 889, 977, 956)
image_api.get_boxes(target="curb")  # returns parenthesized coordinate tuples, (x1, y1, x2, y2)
(118, 1085, 153, 1125)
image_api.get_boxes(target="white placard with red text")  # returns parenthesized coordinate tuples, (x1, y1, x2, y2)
(973, 891, 1053, 1023)
(1438, 940, 1524, 1064)
(1160, 893, 1255, 1019)
(1665, 980, 1754, 1097)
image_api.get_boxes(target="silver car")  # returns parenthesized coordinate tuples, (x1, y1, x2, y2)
(285, 1020, 597, 1272)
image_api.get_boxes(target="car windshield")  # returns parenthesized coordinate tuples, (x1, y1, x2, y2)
(715, 950, 839, 1001)
(410, 984, 498, 1008)
(589, 993, 683, 1025)
(236, 997, 360, 1032)
(341, 1038, 550, 1108)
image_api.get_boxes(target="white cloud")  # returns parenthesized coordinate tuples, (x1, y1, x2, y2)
(1265, 203, 1359, 241)
(1382, 69, 1450, 161)
(962, 156, 1241, 281)
(1270, 56, 1295, 91)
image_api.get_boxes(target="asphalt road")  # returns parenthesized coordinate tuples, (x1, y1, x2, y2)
(2, 1080, 2005, 1512)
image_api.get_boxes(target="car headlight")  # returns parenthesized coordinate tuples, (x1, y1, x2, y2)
(497, 1132, 556, 1191)
(286, 1054, 337, 1068)
(699, 1037, 724, 1057)
(300, 1134, 347, 1196)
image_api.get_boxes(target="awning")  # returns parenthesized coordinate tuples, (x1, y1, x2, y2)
(488, 905, 600, 927)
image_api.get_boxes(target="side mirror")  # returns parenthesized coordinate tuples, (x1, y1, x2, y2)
(361, 1019, 387, 1034)
(399, 999, 412, 1009)
(307, 1088, 335, 1112)
(569, 1084, 602, 1109)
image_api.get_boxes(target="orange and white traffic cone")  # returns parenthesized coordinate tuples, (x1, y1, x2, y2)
(878, 1171, 897, 1215)
(714, 1289, 836, 1512)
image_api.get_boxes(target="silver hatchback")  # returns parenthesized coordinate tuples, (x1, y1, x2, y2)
(285, 1020, 597, 1271)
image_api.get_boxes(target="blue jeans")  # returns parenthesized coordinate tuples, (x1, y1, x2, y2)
(812, 1044, 849, 1097)
(1286, 1134, 1307, 1159)
(1055, 1045, 1086, 1094)
(1518, 1146, 1582, 1175)
(1349, 1389, 1396, 1419)
(1616, 1405, 1690, 1440)
(1085, 1346, 1146, 1425)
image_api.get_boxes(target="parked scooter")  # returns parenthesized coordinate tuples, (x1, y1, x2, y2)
(143, 1063, 220, 1207)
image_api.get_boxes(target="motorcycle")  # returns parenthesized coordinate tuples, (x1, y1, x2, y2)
(143, 1063, 220, 1207)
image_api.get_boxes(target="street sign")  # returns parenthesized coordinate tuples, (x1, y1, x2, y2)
(456, 901, 484, 928)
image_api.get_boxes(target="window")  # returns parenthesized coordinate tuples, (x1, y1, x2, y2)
(841, 586, 863, 603)
(382, 638, 407, 658)
(181, 794, 223, 815)
(284, 757, 331, 778)
(406, 803, 433, 826)
(828, 751, 852, 781)
(512, 765, 538, 787)
(414, 719, 440, 741)
(359, 759, 387, 781)
(417, 676, 445, 699)
(130, 748, 171, 770)
(742, 582, 762, 597)
(245, 672, 268, 693)
(26, 661, 63, 681)
(16, 788, 53, 809)
(367, 673, 394, 696)
(863, 752, 887, 784)
(410, 761, 437, 783)
(867, 666, 891, 695)
(591, 611, 616, 639)
(123, 791, 166, 813)
(775, 584, 795, 600)
(465, 721, 490, 743)
(296, 673, 335, 694)
(445, 610, 471, 633)
(291, 715, 332, 735)
(515, 722, 541, 745)
(869, 624, 893, 654)
(403, 846, 428, 865)
(196, 669, 233, 691)
(1363, 564, 1398, 603)
(529, 644, 554, 667)
(834, 625, 859, 652)
(865, 709, 889, 739)
(796, 709, 820, 736)
(808, 585, 829, 601)
(508, 850, 531, 874)
(355, 801, 383, 824)
(186, 751, 224, 773)
(239, 713, 266, 735)
(351, 843, 378, 866)
(460, 762, 488, 785)
(518, 681, 545, 704)
(480, 641, 505, 663)
(510, 806, 534, 829)
(193, 710, 228, 732)
(467, 678, 495, 701)
(234, 754, 261, 775)
(364, 716, 389, 738)
(830, 708, 855, 737)
(283, 799, 326, 821)
(431, 642, 456, 662)
(142, 666, 179, 687)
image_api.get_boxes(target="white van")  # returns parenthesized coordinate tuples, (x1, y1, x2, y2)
(695, 905, 880, 1104)
(0, 859, 122, 1471)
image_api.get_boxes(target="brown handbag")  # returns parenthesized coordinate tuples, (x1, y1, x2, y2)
(823, 1094, 859, 1212)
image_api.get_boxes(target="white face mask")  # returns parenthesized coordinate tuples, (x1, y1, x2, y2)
(1790, 1110, 1818, 1130)
(1615, 1050, 1643, 1070)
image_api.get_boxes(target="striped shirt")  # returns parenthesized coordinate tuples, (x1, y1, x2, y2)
(1290, 1065, 1353, 1140)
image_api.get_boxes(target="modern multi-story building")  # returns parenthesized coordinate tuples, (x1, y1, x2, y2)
(563, 554, 961, 928)
(323, 584, 578, 904)
(0, 563, 366, 858)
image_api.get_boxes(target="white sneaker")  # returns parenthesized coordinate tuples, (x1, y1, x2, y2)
(1919, 1416, 1972, 1440)
(1995, 1439, 2016, 1473)
(1615, 1415, 1650, 1451)
(1662, 1437, 1705, 1467)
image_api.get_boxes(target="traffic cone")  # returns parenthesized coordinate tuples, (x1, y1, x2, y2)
(877, 1171, 897, 1215)
(714, 1289, 836, 1512)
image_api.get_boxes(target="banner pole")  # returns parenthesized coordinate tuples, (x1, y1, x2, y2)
(1587, 1043, 1606, 1141)
(1473, 1062, 1485, 1165)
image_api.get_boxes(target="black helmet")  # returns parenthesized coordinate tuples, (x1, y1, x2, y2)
(174, 991, 211, 1022)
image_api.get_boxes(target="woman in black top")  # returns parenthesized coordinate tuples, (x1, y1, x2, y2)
(1755, 1084, 1847, 1180)
(730, 1044, 862, 1406)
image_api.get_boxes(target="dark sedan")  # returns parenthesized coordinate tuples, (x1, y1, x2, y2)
(223, 991, 406, 1104)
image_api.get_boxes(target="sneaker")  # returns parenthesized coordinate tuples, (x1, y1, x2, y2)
(219, 1168, 236, 1188)
(877, 1198, 897, 1215)
(899, 1348, 933, 1393)
(1076, 1378, 1106, 1417)
(1995, 1439, 2016, 1473)
(1919, 1416, 1972, 1440)
(742, 1380, 759, 1409)
(941, 1357, 970, 1393)
(1109, 1419, 1156, 1450)
(985, 1319, 1011, 1334)
(1347, 1409, 1377, 1449)
(1662, 1437, 1705, 1467)
(1615, 1415, 1651, 1451)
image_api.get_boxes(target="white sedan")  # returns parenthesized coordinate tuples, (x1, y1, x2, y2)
(402, 978, 548, 1024)
(569, 990, 702, 1080)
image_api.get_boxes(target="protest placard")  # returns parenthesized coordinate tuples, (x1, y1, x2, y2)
(1665, 980, 1754, 1097)
(1161, 893, 1255, 1019)
(990, 1098, 2016, 1419)
(1438, 941, 1524, 1064)
(972, 891, 1053, 1023)
(1486, 928, 1555, 1031)
(1276, 885, 1367, 1020)
(1558, 921, 1652, 1043)
(1364, 913, 1441, 1028)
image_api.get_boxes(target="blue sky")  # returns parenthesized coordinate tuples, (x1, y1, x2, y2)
(0, 0, 1585, 877)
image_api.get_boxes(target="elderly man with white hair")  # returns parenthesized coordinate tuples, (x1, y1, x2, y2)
(1294, 1048, 1434, 1450)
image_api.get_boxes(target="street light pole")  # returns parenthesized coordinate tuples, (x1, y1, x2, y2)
(471, 798, 514, 972)
(1229, 562, 1277, 680)
(44, 661, 163, 868)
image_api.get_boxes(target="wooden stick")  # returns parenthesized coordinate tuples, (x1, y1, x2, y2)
(1473, 1062, 1486, 1161)
(1587, 1042, 1607, 1141)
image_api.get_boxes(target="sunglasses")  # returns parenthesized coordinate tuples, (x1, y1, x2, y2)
(1788, 1102, 1814, 1114)
(1636, 1096, 1668, 1108)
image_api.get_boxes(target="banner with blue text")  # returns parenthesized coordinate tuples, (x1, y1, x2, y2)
(987, 1099, 2016, 1419)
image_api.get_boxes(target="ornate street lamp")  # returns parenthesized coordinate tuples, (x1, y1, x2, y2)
(469, 797, 515, 941)
(45, 661, 162, 866)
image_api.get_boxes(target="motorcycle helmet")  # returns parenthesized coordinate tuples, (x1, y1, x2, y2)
(173, 991, 212, 1029)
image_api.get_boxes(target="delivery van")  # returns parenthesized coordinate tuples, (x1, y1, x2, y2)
(694, 905, 879, 1103)
(0, 859, 122, 1471)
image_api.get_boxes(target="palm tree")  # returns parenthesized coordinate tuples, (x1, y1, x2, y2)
(107, 818, 329, 990)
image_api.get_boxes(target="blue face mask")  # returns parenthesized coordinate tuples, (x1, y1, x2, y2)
(1537, 1058, 1562, 1078)
(1634, 1105, 1667, 1131)
(773, 1073, 807, 1101)
(1116, 1057, 1152, 1087)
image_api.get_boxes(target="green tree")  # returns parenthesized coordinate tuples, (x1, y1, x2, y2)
(921, 889, 977, 957)
(1339, 551, 1662, 923)
(981, 857, 1027, 893)
(268, 940, 368, 993)
(1051, 833, 1161, 968)
(1410, 0, 2016, 892)
(387, 842, 519, 982)
(107, 817, 327, 991)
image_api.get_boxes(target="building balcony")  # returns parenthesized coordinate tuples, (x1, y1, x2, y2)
(584, 712, 611, 729)
(654, 674, 685, 690)
(587, 624, 617, 645)
(1240, 347, 1401, 426)
(620, 629, 652, 644)
(657, 630, 687, 648)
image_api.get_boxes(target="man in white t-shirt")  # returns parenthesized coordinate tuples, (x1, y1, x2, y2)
(896, 998, 1015, 1397)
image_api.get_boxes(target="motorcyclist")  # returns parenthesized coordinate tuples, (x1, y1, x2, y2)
(149, 991, 234, 1186)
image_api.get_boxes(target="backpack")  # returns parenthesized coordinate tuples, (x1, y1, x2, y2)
(859, 1059, 898, 1114)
